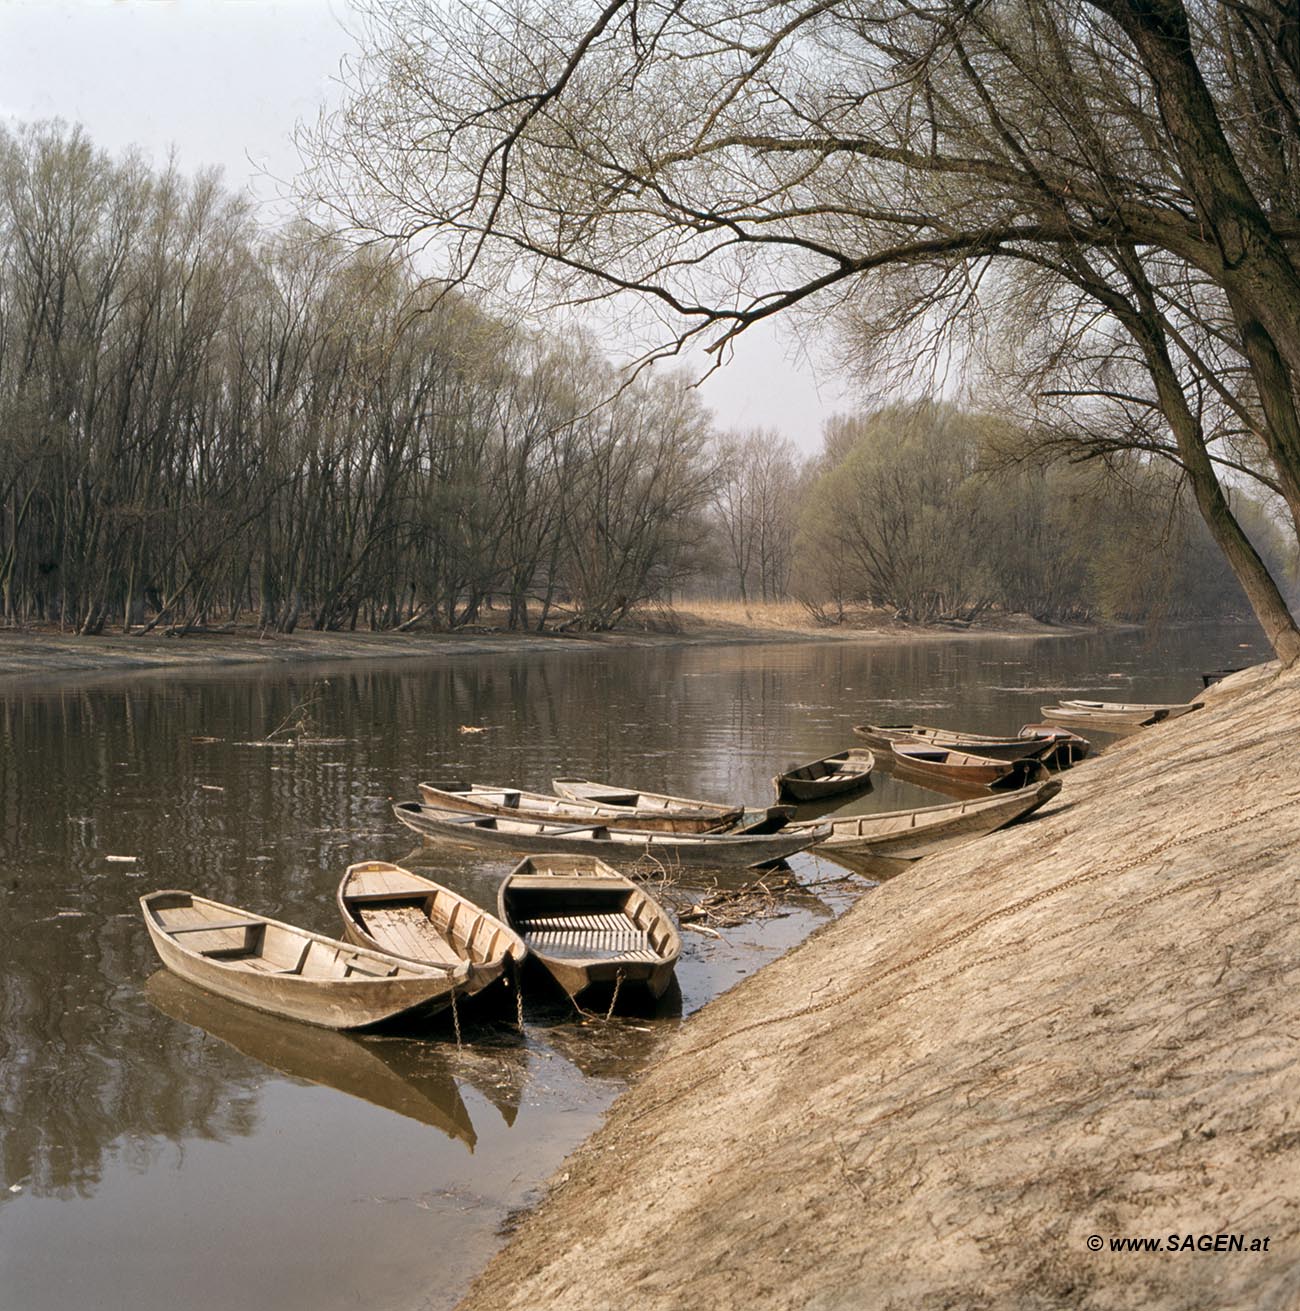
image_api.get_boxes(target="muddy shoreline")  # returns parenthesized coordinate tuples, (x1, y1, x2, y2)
(0, 614, 1092, 688)
(458, 663, 1300, 1310)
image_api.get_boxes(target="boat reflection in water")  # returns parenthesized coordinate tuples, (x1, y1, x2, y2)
(145, 971, 503, 1150)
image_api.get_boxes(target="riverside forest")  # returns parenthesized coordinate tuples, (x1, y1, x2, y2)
(1, 124, 1293, 640)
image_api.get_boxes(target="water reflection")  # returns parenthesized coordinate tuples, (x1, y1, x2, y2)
(0, 621, 1262, 1310)
(0, 938, 265, 1207)
(145, 972, 482, 1148)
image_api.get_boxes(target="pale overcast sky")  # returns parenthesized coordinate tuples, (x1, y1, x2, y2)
(0, 0, 851, 449)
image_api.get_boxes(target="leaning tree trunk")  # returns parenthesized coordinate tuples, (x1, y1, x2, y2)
(1093, 0, 1300, 380)
(1139, 314, 1300, 665)
(1080, 248, 1300, 665)
(1229, 307, 1300, 545)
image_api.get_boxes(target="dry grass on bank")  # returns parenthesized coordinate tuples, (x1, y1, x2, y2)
(668, 598, 904, 633)
(664, 598, 1071, 636)
(669, 598, 822, 631)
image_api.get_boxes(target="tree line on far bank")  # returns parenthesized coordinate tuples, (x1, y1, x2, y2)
(705, 405, 1296, 628)
(0, 123, 713, 635)
(0, 124, 1290, 637)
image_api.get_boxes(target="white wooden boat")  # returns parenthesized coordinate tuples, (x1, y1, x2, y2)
(853, 722, 1064, 766)
(1059, 698, 1200, 713)
(1040, 699, 1203, 728)
(551, 778, 740, 821)
(790, 779, 1061, 860)
(394, 801, 828, 868)
(141, 890, 469, 1030)
(417, 780, 737, 833)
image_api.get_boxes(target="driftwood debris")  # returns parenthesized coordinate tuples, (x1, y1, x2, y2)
(634, 867, 861, 932)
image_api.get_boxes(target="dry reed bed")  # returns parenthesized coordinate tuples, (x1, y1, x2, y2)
(461, 664, 1300, 1310)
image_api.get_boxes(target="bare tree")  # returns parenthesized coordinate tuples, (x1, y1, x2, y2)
(301, 0, 1300, 661)
(0, 122, 720, 637)
(558, 371, 717, 629)
(712, 429, 801, 604)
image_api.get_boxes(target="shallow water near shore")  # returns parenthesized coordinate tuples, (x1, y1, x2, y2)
(0, 621, 1261, 1310)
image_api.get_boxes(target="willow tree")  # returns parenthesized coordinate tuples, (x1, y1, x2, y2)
(302, 0, 1300, 662)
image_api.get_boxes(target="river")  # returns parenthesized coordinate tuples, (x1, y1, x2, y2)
(0, 622, 1262, 1310)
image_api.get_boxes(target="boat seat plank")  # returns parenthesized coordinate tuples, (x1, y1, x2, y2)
(343, 960, 400, 979)
(345, 868, 427, 897)
(507, 876, 622, 892)
(344, 891, 431, 906)
(168, 918, 261, 934)
(358, 906, 463, 967)
(219, 955, 296, 973)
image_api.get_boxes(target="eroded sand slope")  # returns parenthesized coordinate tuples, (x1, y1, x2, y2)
(462, 665, 1300, 1310)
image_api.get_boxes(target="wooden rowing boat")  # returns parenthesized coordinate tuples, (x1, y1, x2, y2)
(774, 748, 875, 802)
(791, 779, 1061, 860)
(853, 723, 1064, 767)
(417, 780, 738, 834)
(855, 722, 1019, 753)
(1059, 698, 1203, 715)
(336, 861, 525, 997)
(140, 890, 470, 1030)
(1202, 667, 1244, 687)
(1039, 700, 1203, 728)
(497, 855, 681, 1002)
(393, 801, 829, 868)
(1017, 723, 1091, 764)
(1038, 707, 1153, 730)
(550, 779, 739, 821)
(888, 743, 1051, 791)
(145, 969, 480, 1146)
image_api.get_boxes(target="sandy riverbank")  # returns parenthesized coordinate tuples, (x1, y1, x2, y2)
(459, 663, 1299, 1310)
(0, 608, 1086, 687)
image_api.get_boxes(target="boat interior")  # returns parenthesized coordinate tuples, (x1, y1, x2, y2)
(552, 781, 710, 814)
(894, 747, 967, 763)
(503, 873, 674, 964)
(342, 863, 518, 966)
(149, 894, 423, 979)
(426, 782, 589, 813)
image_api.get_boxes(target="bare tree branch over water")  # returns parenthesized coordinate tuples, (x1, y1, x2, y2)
(300, 0, 1300, 661)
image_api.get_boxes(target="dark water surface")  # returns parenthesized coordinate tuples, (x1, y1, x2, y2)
(0, 622, 1262, 1309)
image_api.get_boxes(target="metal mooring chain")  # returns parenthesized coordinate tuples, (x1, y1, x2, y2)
(513, 961, 526, 1033)
(604, 970, 625, 1021)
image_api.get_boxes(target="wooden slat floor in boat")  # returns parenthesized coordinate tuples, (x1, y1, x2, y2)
(358, 906, 463, 966)
(211, 954, 300, 975)
(518, 912, 659, 963)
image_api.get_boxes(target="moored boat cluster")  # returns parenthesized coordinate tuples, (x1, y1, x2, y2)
(140, 695, 1205, 1035)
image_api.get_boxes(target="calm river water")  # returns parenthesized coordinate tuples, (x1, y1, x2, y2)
(0, 622, 1262, 1310)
